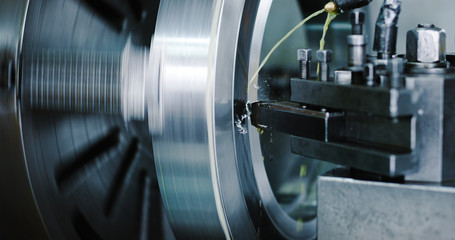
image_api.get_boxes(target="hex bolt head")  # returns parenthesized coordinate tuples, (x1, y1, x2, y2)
(316, 50, 333, 63)
(406, 24, 446, 63)
(297, 49, 312, 61)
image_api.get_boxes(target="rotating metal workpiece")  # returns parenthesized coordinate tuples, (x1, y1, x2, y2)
(4, 0, 455, 239)
(3, 0, 360, 239)
(2, 0, 165, 239)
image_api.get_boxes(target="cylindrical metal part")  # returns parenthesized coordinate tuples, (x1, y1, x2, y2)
(121, 40, 149, 122)
(21, 49, 122, 114)
(317, 50, 332, 82)
(300, 61, 311, 79)
(347, 35, 368, 67)
(350, 10, 365, 35)
(374, 26, 398, 59)
(347, 9, 367, 85)
(388, 58, 404, 88)
(21, 41, 149, 121)
(297, 49, 312, 79)
(319, 63, 330, 82)
(364, 63, 375, 87)
(373, 0, 402, 59)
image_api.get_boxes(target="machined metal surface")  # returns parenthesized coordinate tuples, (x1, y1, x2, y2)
(21, 49, 123, 114)
(21, 38, 150, 124)
(347, 35, 367, 67)
(334, 70, 352, 85)
(0, 0, 50, 238)
(317, 50, 332, 82)
(350, 9, 365, 35)
(318, 169, 455, 240)
(2, 0, 325, 238)
(290, 78, 419, 117)
(250, 100, 417, 177)
(387, 58, 405, 88)
(347, 10, 367, 68)
(0, 0, 165, 239)
(250, 102, 345, 142)
(406, 24, 446, 63)
(150, 0, 316, 239)
(291, 137, 416, 177)
(405, 74, 455, 182)
(373, 0, 402, 59)
(297, 49, 312, 79)
(7, 0, 455, 239)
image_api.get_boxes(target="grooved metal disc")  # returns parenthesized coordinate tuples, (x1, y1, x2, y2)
(150, 0, 316, 239)
(17, 0, 164, 239)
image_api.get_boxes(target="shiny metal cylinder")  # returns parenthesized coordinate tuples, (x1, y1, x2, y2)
(388, 58, 404, 88)
(373, 0, 401, 59)
(319, 63, 330, 82)
(0, 0, 51, 239)
(149, 0, 317, 239)
(350, 10, 365, 35)
(21, 41, 149, 121)
(300, 60, 311, 79)
(22, 49, 122, 114)
(347, 35, 367, 67)
(364, 63, 375, 87)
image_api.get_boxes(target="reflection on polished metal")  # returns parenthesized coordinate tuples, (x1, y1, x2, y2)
(2, 0, 164, 239)
(317, 50, 332, 82)
(150, 1, 234, 238)
(297, 49, 312, 79)
(151, 0, 317, 238)
(373, 0, 402, 59)
(21, 38, 149, 121)
(347, 10, 367, 68)
(10, 0, 321, 238)
(406, 24, 446, 64)
(22, 49, 123, 113)
(387, 58, 404, 88)
(0, 0, 50, 238)
(290, 78, 418, 117)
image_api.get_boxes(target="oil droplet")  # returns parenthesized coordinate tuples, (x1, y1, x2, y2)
(318, 11, 338, 74)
